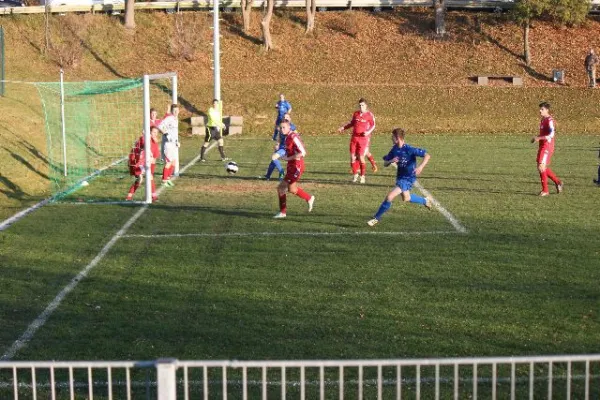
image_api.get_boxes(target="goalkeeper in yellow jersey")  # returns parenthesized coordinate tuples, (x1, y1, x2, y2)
(200, 99, 229, 162)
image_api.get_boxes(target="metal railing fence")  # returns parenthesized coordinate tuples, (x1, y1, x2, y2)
(2, 354, 600, 399)
(0, 0, 558, 15)
(2, 0, 600, 16)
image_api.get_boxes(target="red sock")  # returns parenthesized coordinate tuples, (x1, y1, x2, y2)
(295, 187, 311, 201)
(539, 170, 549, 193)
(278, 193, 287, 213)
(351, 160, 360, 174)
(128, 181, 140, 195)
(367, 154, 376, 168)
(162, 165, 172, 181)
(546, 168, 561, 185)
(151, 181, 156, 198)
(360, 162, 366, 176)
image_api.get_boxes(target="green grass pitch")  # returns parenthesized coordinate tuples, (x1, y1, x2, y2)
(1, 134, 599, 365)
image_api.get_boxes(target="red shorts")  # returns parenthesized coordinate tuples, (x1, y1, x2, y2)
(537, 145, 554, 165)
(350, 136, 370, 157)
(284, 162, 305, 184)
(129, 164, 156, 177)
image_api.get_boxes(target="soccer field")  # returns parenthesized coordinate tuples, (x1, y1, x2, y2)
(1, 134, 599, 365)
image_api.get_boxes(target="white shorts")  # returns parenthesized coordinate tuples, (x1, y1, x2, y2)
(164, 141, 178, 163)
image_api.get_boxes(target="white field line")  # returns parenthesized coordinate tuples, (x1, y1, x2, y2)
(414, 181, 468, 234)
(0, 157, 127, 232)
(0, 144, 214, 361)
(123, 231, 460, 239)
(0, 197, 52, 232)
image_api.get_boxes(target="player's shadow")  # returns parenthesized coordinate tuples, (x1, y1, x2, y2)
(433, 185, 533, 196)
(0, 175, 26, 200)
(3, 147, 50, 181)
(146, 204, 271, 220)
(427, 175, 499, 183)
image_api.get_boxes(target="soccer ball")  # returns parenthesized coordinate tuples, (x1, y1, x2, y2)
(225, 161, 239, 175)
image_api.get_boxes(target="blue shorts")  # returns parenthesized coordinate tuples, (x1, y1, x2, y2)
(274, 148, 286, 158)
(396, 177, 416, 192)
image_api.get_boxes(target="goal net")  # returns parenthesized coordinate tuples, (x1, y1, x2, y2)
(35, 72, 177, 203)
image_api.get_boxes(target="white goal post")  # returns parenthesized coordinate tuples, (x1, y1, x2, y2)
(143, 72, 178, 204)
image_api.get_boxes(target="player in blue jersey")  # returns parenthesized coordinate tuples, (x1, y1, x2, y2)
(261, 113, 296, 180)
(367, 128, 432, 226)
(272, 93, 292, 141)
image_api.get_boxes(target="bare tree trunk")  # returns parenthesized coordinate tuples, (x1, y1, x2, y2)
(124, 0, 135, 30)
(261, 0, 274, 51)
(434, 0, 445, 36)
(241, 0, 253, 33)
(305, 0, 317, 34)
(523, 21, 530, 66)
(43, 2, 51, 55)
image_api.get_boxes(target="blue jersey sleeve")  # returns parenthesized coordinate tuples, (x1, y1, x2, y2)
(408, 145, 427, 158)
(382, 146, 397, 162)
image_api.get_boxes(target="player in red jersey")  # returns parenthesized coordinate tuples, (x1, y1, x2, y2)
(273, 121, 315, 218)
(531, 102, 563, 197)
(126, 126, 161, 202)
(337, 98, 377, 184)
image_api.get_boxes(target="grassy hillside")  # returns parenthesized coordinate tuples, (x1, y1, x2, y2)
(0, 9, 599, 216)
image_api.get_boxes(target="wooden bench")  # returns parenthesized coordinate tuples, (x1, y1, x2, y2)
(190, 115, 243, 136)
(476, 75, 523, 86)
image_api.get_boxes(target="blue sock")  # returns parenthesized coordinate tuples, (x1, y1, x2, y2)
(409, 194, 426, 205)
(374, 200, 392, 220)
(266, 161, 277, 179)
(273, 159, 283, 174)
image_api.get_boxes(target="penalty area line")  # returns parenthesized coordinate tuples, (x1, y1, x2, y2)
(414, 181, 467, 234)
(122, 230, 462, 239)
(0, 144, 216, 361)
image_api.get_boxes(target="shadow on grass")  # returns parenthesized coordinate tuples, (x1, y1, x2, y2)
(521, 64, 554, 82)
(3, 148, 50, 181)
(0, 174, 26, 200)
(10, 224, 600, 361)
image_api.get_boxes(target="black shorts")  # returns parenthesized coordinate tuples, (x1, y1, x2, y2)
(205, 126, 222, 142)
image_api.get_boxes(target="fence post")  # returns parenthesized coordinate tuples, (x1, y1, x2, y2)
(156, 358, 178, 400)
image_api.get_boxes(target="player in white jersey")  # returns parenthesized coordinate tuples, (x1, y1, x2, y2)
(158, 104, 180, 186)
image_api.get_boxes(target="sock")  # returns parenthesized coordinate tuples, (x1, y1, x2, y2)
(266, 161, 277, 179)
(374, 200, 392, 220)
(128, 180, 140, 195)
(273, 159, 283, 174)
(409, 193, 427, 205)
(295, 187, 311, 201)
(539, 170, 549, 193)
(151, 181, 156, 198)
(360, 162, 366, 176)
(278, 192, 287, 214)
(218, 145, 226, 159)
(351, 160, 359, 175)
(162, 165, 172, 181)
(367, 154, 377, 168)
(200, 146, 206, 160)
(597, 165, 600, 181)
(546, 168, 560, 185)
